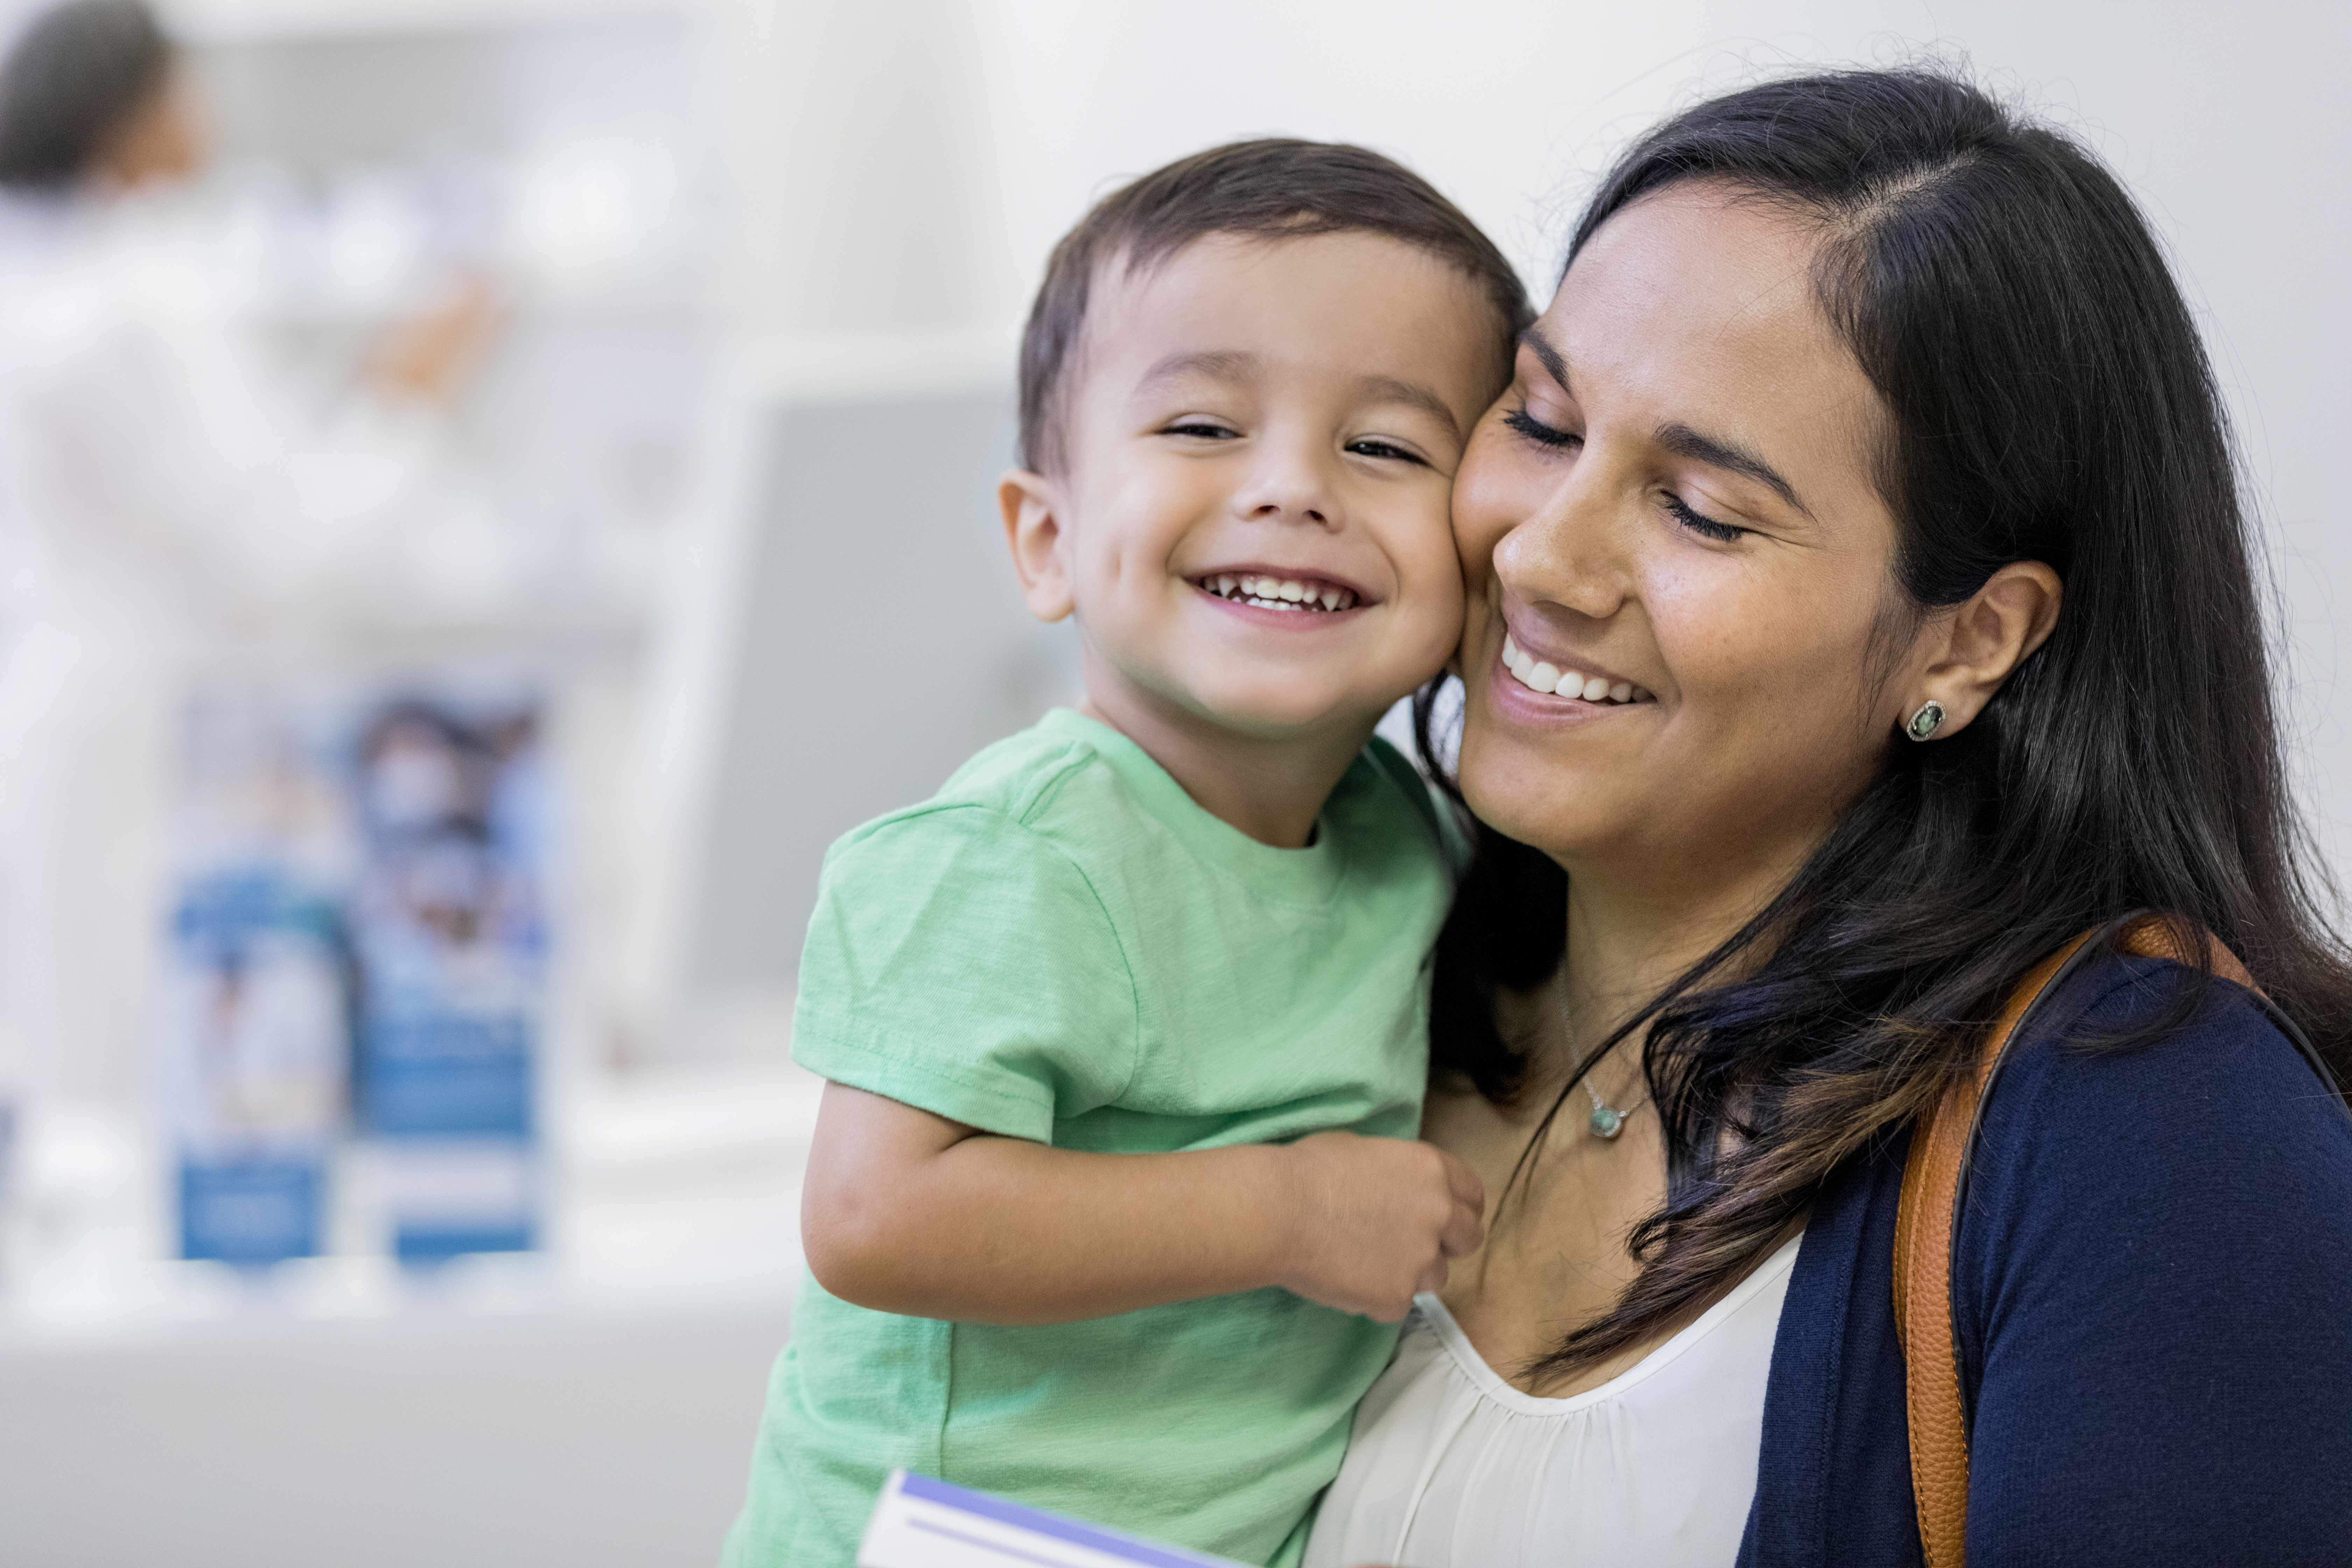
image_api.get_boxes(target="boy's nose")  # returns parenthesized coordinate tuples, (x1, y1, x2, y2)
(1247, 496, 1328, 525)
(1232, 457, 1338, 530)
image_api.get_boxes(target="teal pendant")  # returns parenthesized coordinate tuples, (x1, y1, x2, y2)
(1589, 1104, 1625, 1140)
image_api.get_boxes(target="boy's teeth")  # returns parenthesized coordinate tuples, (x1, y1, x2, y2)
(1203, 573, 1358, 612)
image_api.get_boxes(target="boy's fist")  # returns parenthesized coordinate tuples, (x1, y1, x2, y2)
(1272, 1132, 1486, 1321)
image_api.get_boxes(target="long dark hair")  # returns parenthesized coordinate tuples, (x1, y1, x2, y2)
(1419, 68, 2352, 1382)
(0, 0, 171, 193)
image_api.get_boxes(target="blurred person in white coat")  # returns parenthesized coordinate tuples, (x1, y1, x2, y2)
(0, 0, 524, 1107)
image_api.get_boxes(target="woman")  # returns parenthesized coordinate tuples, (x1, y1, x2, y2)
(0, 0, 508, 1107)
(1308, 69, 2352, 1567)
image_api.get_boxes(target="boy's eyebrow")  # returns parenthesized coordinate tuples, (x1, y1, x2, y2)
(1357, 375, 1462, 440)
(1520, 327, 1812, 518)
(1135, 349, 1257, 392)
(1135, 352, 1460, 438)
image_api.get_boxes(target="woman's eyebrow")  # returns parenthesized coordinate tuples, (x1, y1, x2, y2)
(1523, 327, 1815, 518)
(1520, 328, 1571, 394)
(1656, 422, 1814, 518)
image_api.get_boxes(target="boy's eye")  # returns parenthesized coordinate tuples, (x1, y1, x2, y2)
(1664, 493, 1748, 544)
(1503, 407, 1580, 450)
(1162, 419, 1238, 440)
(1345, 437, 1426, 465)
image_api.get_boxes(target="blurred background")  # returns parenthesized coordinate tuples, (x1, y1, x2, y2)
(0, 0, 2339, 1562)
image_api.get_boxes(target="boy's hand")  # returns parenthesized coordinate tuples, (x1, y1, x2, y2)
(1273, 1132, 1486, 1322)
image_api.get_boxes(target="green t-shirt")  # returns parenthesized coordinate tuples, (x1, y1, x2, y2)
(724, 708, 1452, 1568)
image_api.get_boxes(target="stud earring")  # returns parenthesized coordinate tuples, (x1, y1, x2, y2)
(1905, 700, 1946, 742)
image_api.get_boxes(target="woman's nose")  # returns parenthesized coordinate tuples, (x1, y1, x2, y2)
(1493, 463, 1630, 619)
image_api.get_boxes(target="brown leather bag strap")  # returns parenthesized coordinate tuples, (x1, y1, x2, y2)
(1894, 915, 2259, 1568)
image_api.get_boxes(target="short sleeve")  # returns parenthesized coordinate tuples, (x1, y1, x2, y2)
(789, 805, 1139, 1141)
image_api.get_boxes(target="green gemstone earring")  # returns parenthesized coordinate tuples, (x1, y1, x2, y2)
(1905, 700, 1946, 742)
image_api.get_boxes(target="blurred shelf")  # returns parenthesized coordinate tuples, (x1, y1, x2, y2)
(165, 0, 706, 44)
(247, 286, 710, 330)
(0, 1057, 818, 1350)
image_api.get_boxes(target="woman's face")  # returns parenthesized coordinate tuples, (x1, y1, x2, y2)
(1453, 182, 1907, 892)
(99, 70, 206, 192)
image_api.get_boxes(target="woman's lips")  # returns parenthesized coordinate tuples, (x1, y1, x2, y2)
(1497, 632, 1655, 706)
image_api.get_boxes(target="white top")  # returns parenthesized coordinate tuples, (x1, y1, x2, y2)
(1304, 1233, 1802, 1568)
(0, 194, 518, 1103)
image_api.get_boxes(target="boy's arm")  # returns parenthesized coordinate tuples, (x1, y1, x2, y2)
(803, 1082, 1486, 1325)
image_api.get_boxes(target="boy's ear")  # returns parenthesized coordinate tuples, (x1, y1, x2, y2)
(999, 469, 1076, 624)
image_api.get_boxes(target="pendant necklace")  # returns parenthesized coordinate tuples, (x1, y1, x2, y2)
(1581, 1075, 1647, 1141)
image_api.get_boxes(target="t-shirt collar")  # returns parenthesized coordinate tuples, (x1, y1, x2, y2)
(1041, 707, 1351, 905)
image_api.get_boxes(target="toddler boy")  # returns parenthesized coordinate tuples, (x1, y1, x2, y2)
(726, 138, 1528, 1568)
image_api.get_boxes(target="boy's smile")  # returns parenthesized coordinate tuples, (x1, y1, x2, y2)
(1001, 230, 1509, 811)
(1193, 568, 1367, 619)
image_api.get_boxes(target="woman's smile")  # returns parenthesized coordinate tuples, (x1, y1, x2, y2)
(1496, 631, 1653, 706)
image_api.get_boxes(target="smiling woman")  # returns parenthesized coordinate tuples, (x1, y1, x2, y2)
(1308, 68, 2352, 1568)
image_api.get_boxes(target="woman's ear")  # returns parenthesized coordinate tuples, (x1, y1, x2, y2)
(1903, 561, 2063, 740)
(999, 469, 1076, 624)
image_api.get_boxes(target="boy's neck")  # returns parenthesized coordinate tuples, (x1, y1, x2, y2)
(1077, 678, 1377, 850)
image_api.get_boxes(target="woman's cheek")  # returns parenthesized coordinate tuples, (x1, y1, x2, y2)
(1632, 559, 1726, 680)
(1448, 430, 1526, 572)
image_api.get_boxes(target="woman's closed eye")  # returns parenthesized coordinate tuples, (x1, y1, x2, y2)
(1503, 406, 1580, 451)
(1504, 400, 1749, 539)
(1663, 492, 1748, 543)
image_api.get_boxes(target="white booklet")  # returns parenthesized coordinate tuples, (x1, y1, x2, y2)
(857, 1469, 1250, 1568)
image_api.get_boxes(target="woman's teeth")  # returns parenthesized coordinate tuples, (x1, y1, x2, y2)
(1501, 634, 1652, 705)
(1202, 573, 1358, 612)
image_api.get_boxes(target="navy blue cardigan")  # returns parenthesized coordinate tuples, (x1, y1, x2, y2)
(1737, 949, 2352, 1567)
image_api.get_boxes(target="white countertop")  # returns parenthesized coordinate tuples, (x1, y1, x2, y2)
(0, 1058, 818, 1567)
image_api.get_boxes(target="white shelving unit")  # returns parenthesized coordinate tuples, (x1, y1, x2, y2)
(164, 0, 705, 45)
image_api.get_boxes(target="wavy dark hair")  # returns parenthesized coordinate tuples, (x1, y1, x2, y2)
(1417, 67, 2352, 1382)
(0, 0, 170, 192)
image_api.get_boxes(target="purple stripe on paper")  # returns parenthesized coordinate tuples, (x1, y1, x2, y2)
(908, 1514, 1089, 1568)
(896, 1472, 1239, 1568)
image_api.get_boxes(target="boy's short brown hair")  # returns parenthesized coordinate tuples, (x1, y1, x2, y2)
(1017, 138, 1531, 473)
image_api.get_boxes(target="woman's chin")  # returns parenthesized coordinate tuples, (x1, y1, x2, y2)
(1458, 734, 1621, 860)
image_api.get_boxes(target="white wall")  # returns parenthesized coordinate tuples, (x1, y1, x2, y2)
(715, 0, 2352, 887)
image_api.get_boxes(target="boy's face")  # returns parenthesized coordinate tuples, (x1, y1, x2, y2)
(1004, 232, 1504, 743)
